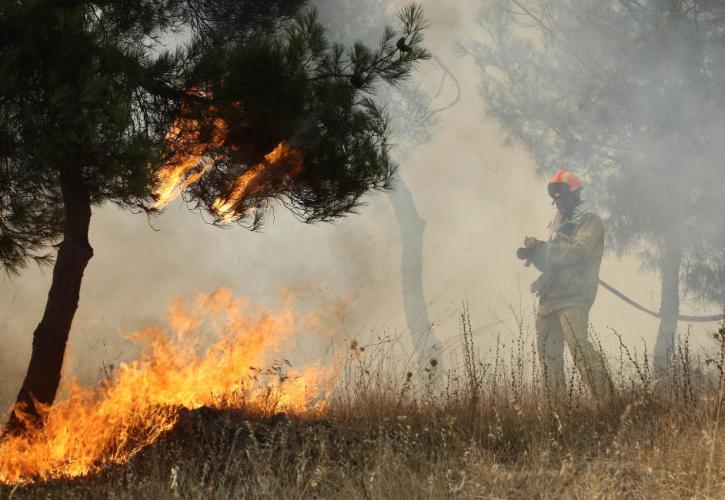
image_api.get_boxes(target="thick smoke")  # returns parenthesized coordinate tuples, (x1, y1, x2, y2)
(472, 0, 725, 366)
(1, 0, 719, 411)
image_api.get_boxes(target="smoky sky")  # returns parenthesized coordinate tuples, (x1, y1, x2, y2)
(0, 0, 719, 411)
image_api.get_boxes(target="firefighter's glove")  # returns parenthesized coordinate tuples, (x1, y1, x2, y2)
(518, 237, 543, 263)
(516, 247, 532, 260)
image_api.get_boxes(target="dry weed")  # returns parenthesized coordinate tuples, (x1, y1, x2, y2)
(2, 311, 724, 499)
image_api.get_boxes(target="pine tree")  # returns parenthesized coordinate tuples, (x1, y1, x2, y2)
(0, 0, 429, 432)
(315, 0, 461, 377)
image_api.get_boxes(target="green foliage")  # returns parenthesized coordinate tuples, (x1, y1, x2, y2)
(313, 0, 448, 149)
(0, 1, 430, 270)
(179, 4, 429, 226)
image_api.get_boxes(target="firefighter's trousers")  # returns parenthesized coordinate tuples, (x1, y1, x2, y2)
(536, 307, 611, 398)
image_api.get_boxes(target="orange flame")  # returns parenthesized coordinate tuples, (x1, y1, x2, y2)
(151, 96, 304, 216)
(0, 289, 338, 485)
(212, 142, 304, 224)
(151, 115, 228, 209)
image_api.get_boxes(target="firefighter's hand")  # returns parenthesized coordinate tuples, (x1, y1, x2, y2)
(523, 237, 541, 249)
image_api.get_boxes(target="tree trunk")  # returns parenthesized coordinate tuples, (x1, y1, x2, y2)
(389, 180, 444, 379)
(653, 236, 683, 377)
(6, 168, 93, 434)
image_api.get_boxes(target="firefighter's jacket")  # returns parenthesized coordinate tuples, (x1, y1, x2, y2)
(529, 210, 604, 316)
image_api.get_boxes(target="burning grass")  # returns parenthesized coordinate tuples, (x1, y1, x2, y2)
(0, 289, 337, 485)
(1, 303, 724, 498)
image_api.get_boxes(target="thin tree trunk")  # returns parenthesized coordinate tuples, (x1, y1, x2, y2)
(653, 235, 683, 377)
(6, 168, 93, 434)
(389, 180, 444, 379)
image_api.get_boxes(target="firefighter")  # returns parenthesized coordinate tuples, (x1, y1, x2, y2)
(519, 170, 612, 398)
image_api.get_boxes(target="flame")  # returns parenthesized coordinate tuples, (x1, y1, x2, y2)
(150, 95, 304, 217)
(212, 142, 304, 224)
(151, 115, 228, 209)
(0, 289, 338, 485)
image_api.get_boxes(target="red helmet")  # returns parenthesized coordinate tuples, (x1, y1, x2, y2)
(547, 170, 582, 198)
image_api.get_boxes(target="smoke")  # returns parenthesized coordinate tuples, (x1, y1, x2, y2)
(1, 0, 719, 412)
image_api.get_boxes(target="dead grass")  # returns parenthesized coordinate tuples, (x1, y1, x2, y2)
(2, 311, 724, 499)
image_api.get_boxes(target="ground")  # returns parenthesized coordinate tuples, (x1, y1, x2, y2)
(2, 326, 724, 499)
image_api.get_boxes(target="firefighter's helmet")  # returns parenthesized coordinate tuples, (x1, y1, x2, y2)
(547, 170, 582, 199)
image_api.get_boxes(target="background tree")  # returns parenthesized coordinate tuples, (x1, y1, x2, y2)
(473, 0, 725, 373)
(0, 0, 429, 432)
(314, 0, 461, 376)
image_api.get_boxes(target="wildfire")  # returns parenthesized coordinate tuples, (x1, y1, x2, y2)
(152, 115, 228, 210)
(151, 101, 304, 222)
(0, 289, 339, 485)
(212, 142, 304, 224)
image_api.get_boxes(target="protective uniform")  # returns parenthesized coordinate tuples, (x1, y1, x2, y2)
(528, 173, 611, 398)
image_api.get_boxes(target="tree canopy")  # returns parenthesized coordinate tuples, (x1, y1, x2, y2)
(0, 0, 430, 431)
(0, 0, 429, 271)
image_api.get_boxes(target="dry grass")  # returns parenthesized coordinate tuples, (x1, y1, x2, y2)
(2, 311, 725, 499)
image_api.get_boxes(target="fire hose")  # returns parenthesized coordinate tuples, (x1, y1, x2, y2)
(517, 247, 724, 323)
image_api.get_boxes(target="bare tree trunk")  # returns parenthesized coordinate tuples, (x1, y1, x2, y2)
(653, 235, 683, 377)
(389, 180, 444, 379)
(6, 167, 93, 434)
